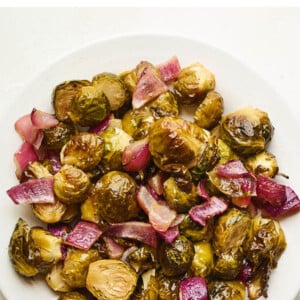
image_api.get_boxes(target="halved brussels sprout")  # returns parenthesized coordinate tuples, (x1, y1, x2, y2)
(8, 218, 39, 277)
(42, 122, 76, 150)
(213, 208, 251, 256)
(69, 85, 110, 127)
(93, 171, 139, 223)
(60, 132, 104, 171)
(92, 72, 130, 112)
(243, 216, 286, 267)
(58, 291, 88, 300)
(208, 280, 245, 300)
(163, 176, 198, 213)
(86, 259, 138, 300)
(52, 80, 90, 122)
(61, 248, 100, 288)
(173, 62, 215, 104)
(46, 262, 72, 292)
(80, 187, 102, 224)
(194, 91, 224, 129)
(219, 107, 274, 156)
(21, 160, 53, 182)
(244, 151, 278, 178)
(158, 235, 194, 277)
(54, 164, 91, 205)
(191, 241, 214, 278)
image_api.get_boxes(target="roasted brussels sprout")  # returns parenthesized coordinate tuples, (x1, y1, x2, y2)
(46, 262, 72, 292)
(126, 246, 156, 273)
(213, 208, 251, 256)
(217, 138, 239, 165)
(61, 248, 100, 288)
(92, 72, 130, 111)
(81, 188, 102, 224)
(54, 164, 91, 204)
(244, 151, 278, 178)
(156, 271, 180, 300)
(179, 215, 214, 242)
(163, 176, 198, 213)
(8, 218, 39, 277)
(60, 132, 105, 171)
(21, 160, 53, 182)
(191, 241, 214, 278)
(219, 107, 274, 156)
(42, 122, 76, 150)
(243, 216, 286, 267)
(208, 280, 245, 300)
(93, 171, 139, 223)
(53, 80, 90, 122)
(173, 62, 215, 104)
(27, 227, 63, 273)
(158, 235, 194, 277)
(194, 91, 224, 129)
(119, 69, 138, 94)
(99, 126, 132, 173)
(149, 116, 217, 172)
(86, 259, 138, 300)
(58, 291, 88, 300)
(69, 85, 110, 127)
(61, 203, 81, 223)
(32, 199, 67, 223)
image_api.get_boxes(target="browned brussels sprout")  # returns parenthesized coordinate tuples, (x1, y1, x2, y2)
(158, 235, 194, 277)
(244, 151, 278, 178)
(243, 216, 286, 268)
(58, 291, 88, 300)
(46, 262, 72, 292)
(93, 171, 139, 223)
(208, 280, 245, 300)
(60, 132, 105, 171)
(219, 107, 274, 156)
(52, 80, 90, 122)
(179, 215, 214, 242)
(8, 218, 39, 277)
(194, 91, 224, 129)
(191, 241, 214, 278)
(213, 208, 251, 256)
(21, 160, 53, 182)
(61, 248, 100, 288)
(69, 85, 110, 127)
(163, 176, 198, 213)
(173, 62, 215, 104)
(42, 122, 76, 150)
(92, 72, 130, 112)
(156, 271, 180, 300)
(53, 164, 91, 205)
(86, 259, 138, 300)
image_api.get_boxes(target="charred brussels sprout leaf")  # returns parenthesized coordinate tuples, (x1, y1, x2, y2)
(191, 241, 214, 278)
(69, 85, 110, 127)
(42, 122, 76, 150)
(219, 107, 274, 156)
(208, 280, 245, 300)
(60, 132, 105, 171)
(8, 218, 39, 277)
(53, 80, 90, 122)
(61, 248, 100, 288)
(94, 171, 139, 223)
(46, 262, 72, 292)
(173, 62, 215, 105)
(158, 235, 194, 277)
(92, 72, 130, 112)
(86, 259, 138, 300)
(54, 164, 90, 204)
(194, 91, 224, 129)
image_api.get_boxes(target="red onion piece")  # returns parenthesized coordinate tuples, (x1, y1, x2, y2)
(147, 171, 167, 196)
(132, 66, 168, 109)
(189, 196, 228, 226)
(216, 159, 249, 178)
(137, 185, 177, 232)
(14, 141, 38, 179)
(103, 237, 125, 259)
(122, 138, 151, 172)
(256, 175, 286, 206)
(157, 225, 179, 243)
(105, 221, 158, 248)
(7, 177, 55, 204)
(157, 56, 181, 82)
(31, 108, 59, 129)
(89, 113, 114, 134)
(197, 179, 210, 201)
(179, 277, 208, 300)
(65, 221, 102, 250)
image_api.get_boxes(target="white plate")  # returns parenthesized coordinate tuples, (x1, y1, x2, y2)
(0, 34, 299, 300)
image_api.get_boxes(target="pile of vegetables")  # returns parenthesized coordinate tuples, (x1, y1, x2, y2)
(7, 56, 300, 300)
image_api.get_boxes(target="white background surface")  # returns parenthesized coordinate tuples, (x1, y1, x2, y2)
(0, 6, 300, 300)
